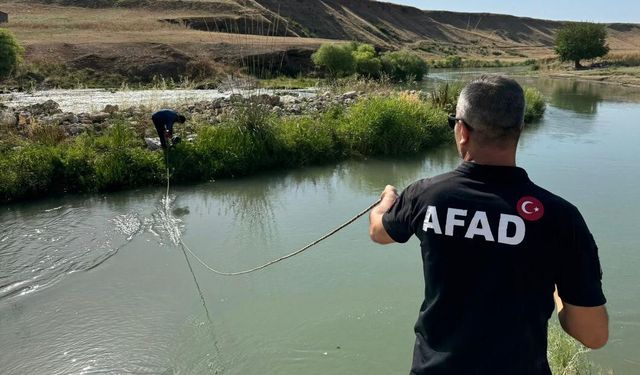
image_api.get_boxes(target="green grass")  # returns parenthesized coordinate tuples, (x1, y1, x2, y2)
(258, 76, 322, 89)
(0, 95, 451, 203)
(430, 82, 464, 114)
(548, 325, 606, 375)
(525, 87, 547, 123)
(0, 121, 166, 200)
(337, 96, 449, 155)
(429, 57, 534, 69)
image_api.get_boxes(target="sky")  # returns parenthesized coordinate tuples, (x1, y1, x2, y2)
(384, 1, 640, 23)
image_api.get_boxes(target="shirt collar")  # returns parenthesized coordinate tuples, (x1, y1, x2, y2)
(455, 161, 530, 183)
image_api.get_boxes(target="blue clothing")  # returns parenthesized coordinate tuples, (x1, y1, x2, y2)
(152, 109, 180, 133)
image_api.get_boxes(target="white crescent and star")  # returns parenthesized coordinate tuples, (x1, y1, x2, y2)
(517, 196, 543, 221)
(521, 200, 535, 214)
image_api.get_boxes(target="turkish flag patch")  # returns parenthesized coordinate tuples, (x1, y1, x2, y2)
(517, 196, 544, 221)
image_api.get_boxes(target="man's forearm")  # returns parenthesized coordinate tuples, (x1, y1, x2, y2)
(369, 185, 398, 244)
(554, 286, 609, 349)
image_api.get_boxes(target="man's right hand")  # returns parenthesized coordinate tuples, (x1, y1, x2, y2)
(379, 185, 399, 212)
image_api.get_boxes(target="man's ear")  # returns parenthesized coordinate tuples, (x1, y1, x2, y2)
(458, 122, 470, 145)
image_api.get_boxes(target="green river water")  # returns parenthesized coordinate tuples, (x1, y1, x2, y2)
(1, 72, 639, 374)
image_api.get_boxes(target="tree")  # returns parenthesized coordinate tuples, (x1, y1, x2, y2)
(381, 50, 428, 81)
(352, 43, 382, 78)
(555, 22, 609, 69)
(311, 43, 355, 78)
(0, 29, 24, 78)
(445, 55, 463, 68)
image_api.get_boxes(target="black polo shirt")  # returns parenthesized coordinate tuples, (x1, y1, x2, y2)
(382, 162, 605, 375)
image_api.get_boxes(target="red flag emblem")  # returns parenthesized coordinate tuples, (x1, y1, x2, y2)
(517, 196, 544, 221)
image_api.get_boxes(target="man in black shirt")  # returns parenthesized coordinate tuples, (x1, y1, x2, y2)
(369, 76, 608, 375)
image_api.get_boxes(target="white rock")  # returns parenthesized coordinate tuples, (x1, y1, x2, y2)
(0, 110, 16, 127)
(145, 137, 162, 151)
(342, 91, 357, 99)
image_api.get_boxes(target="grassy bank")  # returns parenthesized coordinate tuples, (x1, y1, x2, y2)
(429, 56, 538, 69)
(0, 85, 546, 203)
(0, 95, 451, 202)
(525, 53, 640, 87)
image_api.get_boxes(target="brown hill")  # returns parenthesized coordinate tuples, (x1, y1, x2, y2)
(32, 0, 639, 51)
(3, 0, 640, 84)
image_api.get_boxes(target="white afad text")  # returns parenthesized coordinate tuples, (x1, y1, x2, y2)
(423, 205, 525, 245)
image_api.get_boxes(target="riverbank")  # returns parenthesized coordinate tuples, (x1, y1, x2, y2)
(522, 54, 640, 87)
(0, 85, 546, 203)
(543, 66, 640, 87)
(0, 92, 447, 202)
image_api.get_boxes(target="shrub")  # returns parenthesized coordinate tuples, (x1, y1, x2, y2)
(62, 136, 98, 192)
(524, 87, 546, 123)
(27, 121, 67, 146)
(381, 50, 429, 81)
(276, 116, 339, 165)
(0, 145, 62, 201)
(94, 146, 162, 191)
(312, 43, 356, 78)
(430, 82, 464, 114)
(338, 96, 447, 155)
(186, 101, 280, 179)
(93, 123, 163, 190)
(352, 44, 382, 78)
(0, 29, 24, 77)
(192, 124, 264, 178)
(0, 156, 17, 201)
(445, 55, 463, 68)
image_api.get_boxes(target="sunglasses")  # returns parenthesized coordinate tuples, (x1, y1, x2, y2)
(448, 114, 474, 130)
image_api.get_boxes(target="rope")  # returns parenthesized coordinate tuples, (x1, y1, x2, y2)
(165, 150, 225, 372)
(179, 199, 381, 276)
(164, 148, 381, 276)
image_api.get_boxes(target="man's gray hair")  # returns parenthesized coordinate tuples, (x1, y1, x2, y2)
(457, 75, 525, 144)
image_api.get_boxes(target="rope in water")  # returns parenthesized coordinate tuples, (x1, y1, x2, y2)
(164, 151, 225, 372)
(164, 150, 381, 276)
(179, 199, 381, 276)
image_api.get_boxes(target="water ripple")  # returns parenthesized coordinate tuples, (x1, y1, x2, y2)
(0, 206, 122, 302)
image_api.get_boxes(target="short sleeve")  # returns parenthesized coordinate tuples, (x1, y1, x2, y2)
(382, 184, 418, 243)
(556, 207, 606, 307)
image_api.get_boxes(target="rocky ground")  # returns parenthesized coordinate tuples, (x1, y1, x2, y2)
(0, 90, 369, 149)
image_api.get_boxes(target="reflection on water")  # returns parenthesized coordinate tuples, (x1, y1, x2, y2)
(335, 146, 459, 193)
(549, 80, 603, 114)
(427, 68, 640, 115)
(178, 146, 460, 244)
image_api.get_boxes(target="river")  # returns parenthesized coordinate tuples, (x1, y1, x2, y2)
(1, 72, 639, 374)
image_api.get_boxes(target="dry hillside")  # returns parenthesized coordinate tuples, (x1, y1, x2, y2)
(1, 0, 639, 83)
